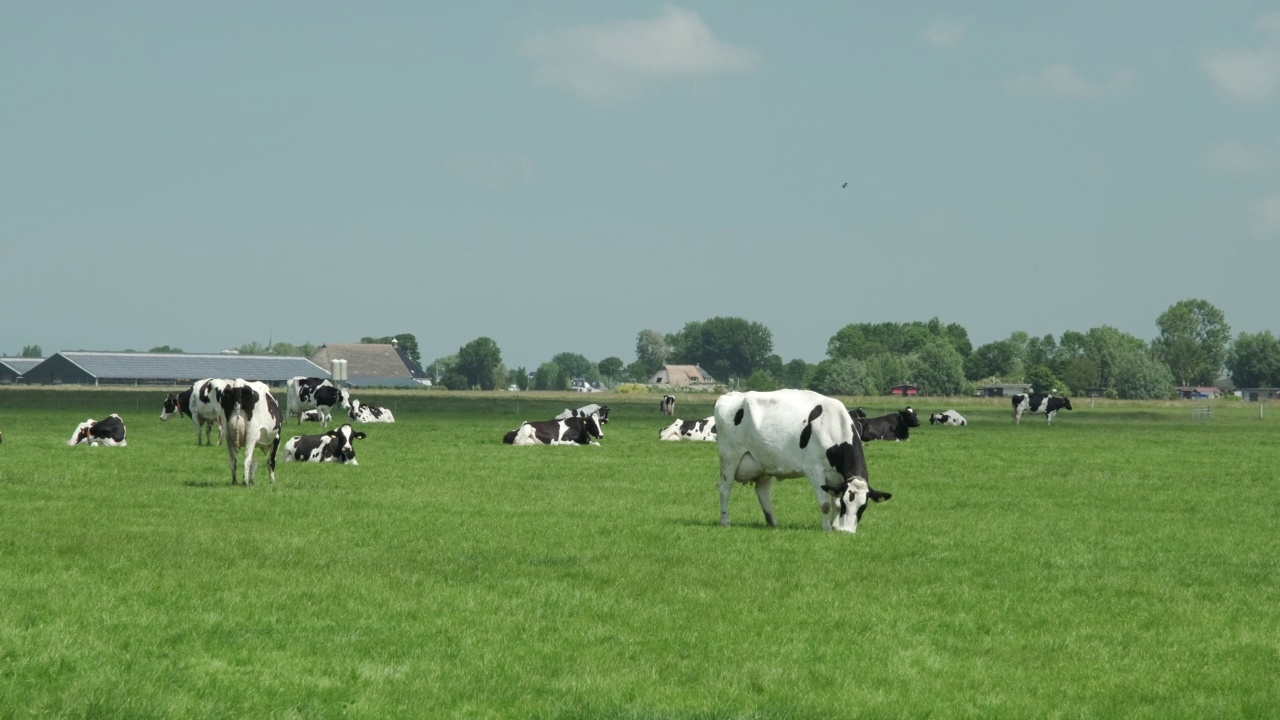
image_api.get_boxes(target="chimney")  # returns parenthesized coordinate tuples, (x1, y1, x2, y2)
(392, 338, 399, 349)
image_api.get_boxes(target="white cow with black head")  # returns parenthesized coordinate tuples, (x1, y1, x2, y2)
(348, 399, 395, 423)
(928, 410, 967, 426)
(714, 390, 891, 533)
(283, 424, 367, 464)
(214, 379, 282, 485)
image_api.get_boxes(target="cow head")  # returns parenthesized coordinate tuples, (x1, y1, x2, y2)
(851, 407, 868, 419)
(329, 424, 366, 464)
(659, 419, 683, 441)
(1058, 397, 1073, 411)
(821, 478, 892, 533)
(929, 413, 944, 425)
(67, 419, 96, 446)
(584, 412, 604, 439)
(900, 407, 921, 427)
(597, 405, 610, 424)
(161, 394, 180, 420)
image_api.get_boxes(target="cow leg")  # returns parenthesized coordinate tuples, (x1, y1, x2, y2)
(215, 418, 224, 446)
(245, 452, 257, 486)
(1046, 410, 1055, 424)
(754, 477, 777, 528)
(808, 473, 836, 531)
(267, 436, 279, 484)
(718, 470, 736, 527)
(227, 447, 239, 485)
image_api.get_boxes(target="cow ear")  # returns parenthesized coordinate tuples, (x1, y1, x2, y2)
(353, 432, 367, 440)
(821, 482, 848, 497)
(868, 488, 892, 503)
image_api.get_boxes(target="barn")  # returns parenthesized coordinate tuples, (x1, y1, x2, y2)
(889, 384, 920, 397)
(979, 382, 1033, 398)
(649, 364, 716, 387)
(18, 352, 329, 387)
(309, 342, 429, 388)
(0, 358, 43, 384)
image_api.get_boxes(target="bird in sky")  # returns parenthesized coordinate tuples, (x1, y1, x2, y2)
(842, 182, 848, 188)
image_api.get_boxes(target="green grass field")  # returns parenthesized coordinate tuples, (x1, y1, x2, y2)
(0, 388, 1276, 718)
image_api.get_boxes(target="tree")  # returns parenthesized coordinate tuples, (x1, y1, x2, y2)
(809, 358, 874, 396)
(427, 354, 458, 382)
(1059, 356, 1099, 395)
(598, 356, 624, 383)
(1025, 335, 1057, 369)
(1024, 364, 1065, 394)
(672, 316, 773, 382)
(534, 362, 568, 390)
(20, 345, 42, 358)
(1226, 331, 1280, 388)
(826, 319, 970, 361)
(508, 367, 529, 390)
(1111, 351, 1176, 399)
(551, 352, 594, 379)
(964, 341, 1022, 381)
(634, 330, 669, 376)
(1083, 326, 1149, 389)
(864, 353, 912, 395)
(440, 371, 469, 390)
(1152, 299, 1231, 386)
(780, 359, 811, 389)
(362, 334, 422, 364)
(744, 371, 779, 391)
(148, 345, 183, 354)
(910, 342, 967, 396)
(236, 341, 268, 355)
(456, 337, 503, 390)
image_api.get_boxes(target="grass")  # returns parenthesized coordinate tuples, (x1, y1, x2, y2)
(0, 388, 1276, 718)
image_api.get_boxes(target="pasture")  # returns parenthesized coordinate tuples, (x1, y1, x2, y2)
(0, 388, 1276, 718)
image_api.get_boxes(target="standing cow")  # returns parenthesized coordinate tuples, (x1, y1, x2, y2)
(660, 395, 676, 416)
(162, 379, 223, 445)
(215, 379, 282, 485)
(715, 390, 891, 533)
(67, 414, 128, 447)
(1012, 394, 1073, 424)
(285, 377, 350, 425)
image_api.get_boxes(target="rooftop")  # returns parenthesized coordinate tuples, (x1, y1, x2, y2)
(52, 352, 329, 381)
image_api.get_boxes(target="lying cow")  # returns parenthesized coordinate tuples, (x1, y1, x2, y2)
(215, 379, 282, 485)
(715, 390, 890, 533)
(67, 414, 128, 447)
(348, 399, 395, 423)
(301, 410, 324, 422)
(555, 403, 610, 424)
(502, 413, 604, 446)
(285, 376, 350, 425)
(929, 410, 967, 426)
(283, 424, 367, 464)
(858, 407, 920, 442)
(162, 379, 223, 445)
(660, 395, 676, 416)
(659, 417, 717, 441)
(1012, 394, 1072, 424)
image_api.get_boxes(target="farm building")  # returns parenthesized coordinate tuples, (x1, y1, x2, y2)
(0, 358, 44, 384)
(889, 384, 920, 397)
(979, 382, 1033, 397)
(18, 352, 328, 387)
(1238, 388, 1280, 402)
(649, 364, 716, 387)
(309, 342, 429, 388)
(1176, 386, 1221, 400)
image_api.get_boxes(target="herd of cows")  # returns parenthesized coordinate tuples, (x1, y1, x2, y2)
(57, 380, 1074, 533)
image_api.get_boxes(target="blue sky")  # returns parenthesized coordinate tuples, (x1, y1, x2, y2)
(3, 2, 1278, 369)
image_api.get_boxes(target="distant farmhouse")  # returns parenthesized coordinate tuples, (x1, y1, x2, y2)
(15, 352, 328, 387)
(649, 364, 716, 388)
(1176, 386, 1221, 400)
(309, 341, 429, 388)
(0, 358, 44, 384)
(978, 382, 1033, 397)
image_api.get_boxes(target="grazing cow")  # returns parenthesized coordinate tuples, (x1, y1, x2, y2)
(659, 416, 717, 441)
(858, 407, 921, 442)
(285, 377, 350, 425)
(715, 390, 890, 533)
(555, 403, 610, 424)
(660, 395, 676, 416)
(502, 413, 604, 446)
(283, 424, 367, 465)
(929, 410, 967, 426)
(1012, 394, 1073, 424)
(214, 379, 282, 485)
(67, 414, 128, 447)
(348, 399, 395, 423)
(162, 379, 223, 445)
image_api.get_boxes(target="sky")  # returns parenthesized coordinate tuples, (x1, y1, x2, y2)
(3, 2, 1278, 370)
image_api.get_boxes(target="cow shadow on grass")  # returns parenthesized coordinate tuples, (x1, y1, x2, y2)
(672, 517, 815, 533)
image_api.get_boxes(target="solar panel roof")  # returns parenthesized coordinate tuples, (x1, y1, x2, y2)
(56, 352, 330, 382)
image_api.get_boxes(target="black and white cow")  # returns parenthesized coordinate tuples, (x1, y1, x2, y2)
(283, 424, 367, 464)
(659, 416, 717, 441)
(1012, 394, 1073, 424)
(660, 395, 676, 416)
(215, 379, 282, 485)
(502, 413, 604, 446)
(929, 410, 967, 426)
(67, 414, 128, 447)
(348, 399, 395, 423)
(162, 379, 223, 445)
(858, 407, 921, 442)
(285, 376, 350, 425)
(555, 403, 610, 424)
(714, 390, 890, 533)
(301, 410, 324, 422)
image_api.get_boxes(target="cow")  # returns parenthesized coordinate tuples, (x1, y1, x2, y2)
(162, 379, 223, 445)
(659, 417, 717, 441)
(502, 413, 604, 446)
(348, 399, 395, 423)
(67, 414, 128, 447)
(283, 424, 367, 465)
(285, 377, 350, 425)
(858, 407, 921, 442)
(301, 410, 324, 422)
(929, 410, 967, 426)
(715, 390, 890, 533)
(1012, 394, 1073, 424)
(660, 395, 676, 416)
(555, 403, 610, 424)
(214, 379, 282, 485)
